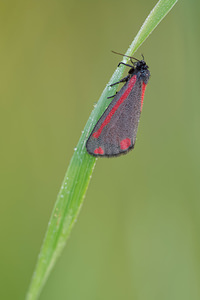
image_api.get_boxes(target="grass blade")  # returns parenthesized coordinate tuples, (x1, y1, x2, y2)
(26, 0, 178, 299)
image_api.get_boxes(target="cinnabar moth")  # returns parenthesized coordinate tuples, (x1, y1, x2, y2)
(86, 51, 150, 157)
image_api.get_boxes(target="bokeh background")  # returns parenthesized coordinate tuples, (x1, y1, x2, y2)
(1, 1, 200, 299)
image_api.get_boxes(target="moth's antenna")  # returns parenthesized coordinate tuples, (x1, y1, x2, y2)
(111, 50, 140, 62)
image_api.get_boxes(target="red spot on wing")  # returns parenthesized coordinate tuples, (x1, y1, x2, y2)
(141, 82, 147, 110)
(94, 147, 104, 155)
(120, 138, 131, 150)
(92, 75, 137, 139)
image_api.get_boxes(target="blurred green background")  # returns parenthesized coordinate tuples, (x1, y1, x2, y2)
(1, 0, 200, 299)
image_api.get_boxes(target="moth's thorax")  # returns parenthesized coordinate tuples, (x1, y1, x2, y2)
(137, 68, 150, 84)
(131, 60, 150, 84)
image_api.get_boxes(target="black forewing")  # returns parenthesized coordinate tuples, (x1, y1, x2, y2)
(86, 77, 143, 157)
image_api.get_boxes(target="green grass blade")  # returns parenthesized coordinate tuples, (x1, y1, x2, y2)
(26, 0, 178, 299)
(127, 0, 178, 57)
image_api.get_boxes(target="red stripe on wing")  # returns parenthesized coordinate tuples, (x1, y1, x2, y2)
(140, 82, 146, 111)
(92, 75, 137, 139)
